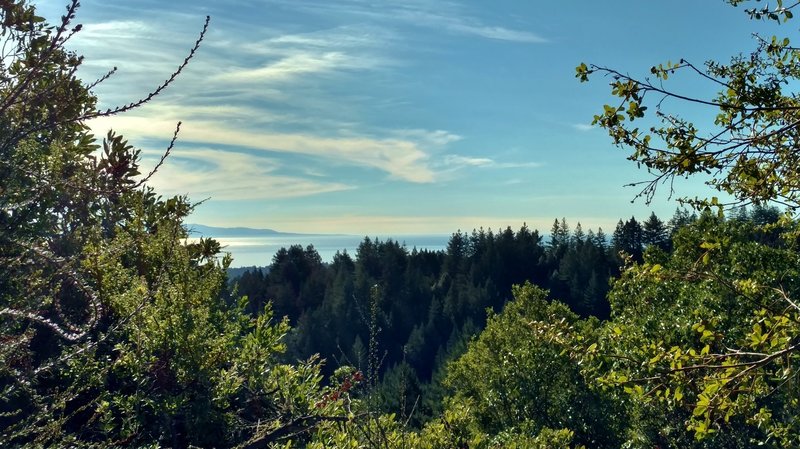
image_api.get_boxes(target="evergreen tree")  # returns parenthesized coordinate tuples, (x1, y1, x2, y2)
(594, 227, 608, 248)
(642, 212, 670, 251)
(749, 204, 781, 225)
(266, 244, 325, 322)
(572, 221, 585, 247)
(668, 208, 697, 236)
(612, 217, 644, 262)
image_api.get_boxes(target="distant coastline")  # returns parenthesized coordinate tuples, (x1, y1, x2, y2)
(185, 224, 449, 268)
(185, 224, 349, 238)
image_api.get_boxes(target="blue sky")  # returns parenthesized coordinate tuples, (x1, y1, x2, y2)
(40, 0, 774, 234)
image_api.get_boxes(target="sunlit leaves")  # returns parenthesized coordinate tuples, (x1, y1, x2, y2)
(578, 3, 800, 210)
(595, 216, 800, 445)
(444, 283, 624, 448)
(730, 0, 798, 22)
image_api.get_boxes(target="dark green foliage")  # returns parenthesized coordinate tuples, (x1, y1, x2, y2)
(612, 217, 644, 262)
(642, 212, 670, 251)
(445, 283, 626, 448)
(588, 215, 800, 446)
(306, 210, 800, 448)
(0, 2, 344, 447)
(234, 216, 672, 426)
(266, 244, 326, 322)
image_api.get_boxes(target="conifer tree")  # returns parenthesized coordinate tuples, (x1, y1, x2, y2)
(642, 212, 670, 251)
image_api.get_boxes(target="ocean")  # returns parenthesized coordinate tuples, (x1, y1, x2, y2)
(212, 234, 451, 267)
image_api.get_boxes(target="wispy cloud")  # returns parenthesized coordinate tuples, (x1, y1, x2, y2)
(572, 123, 595, 132)
(236, 25, 395, 57)
(444, 155, 494, 167)
(81, 20, 151, 37)
(65, 2, 528, 202)
(89, 113, 439, 183)
(72, 11, 456, 190)
(390, 129, 463, 147)
(148, 148, 353, 200)
(215, 51, 379, 84)
(277, 0, 547, 43)
(392, 9, 547, 43)
(448, 24, 546, 43)
(442, 154, 542, 170)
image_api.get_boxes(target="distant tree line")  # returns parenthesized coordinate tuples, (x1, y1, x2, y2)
(231, 208, 728, 424)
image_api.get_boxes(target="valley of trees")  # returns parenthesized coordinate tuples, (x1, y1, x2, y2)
(233, 211, 685, 425)
(4, 0, 800, 447)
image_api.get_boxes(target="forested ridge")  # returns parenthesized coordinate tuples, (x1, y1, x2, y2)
(232, 212, 688, 423)
(5, 0, 800, 447)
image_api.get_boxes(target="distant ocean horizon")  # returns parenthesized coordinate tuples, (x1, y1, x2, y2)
(208, 234, 451, 267)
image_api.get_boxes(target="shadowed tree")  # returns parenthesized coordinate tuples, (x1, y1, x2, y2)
(0, 2, 348, 447)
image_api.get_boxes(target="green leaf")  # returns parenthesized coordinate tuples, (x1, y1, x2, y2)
(674, 386, 684, 401)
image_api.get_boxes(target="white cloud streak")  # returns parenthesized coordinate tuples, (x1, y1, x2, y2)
(274, 0, 547, 43)
(449, 24, 546, 43)
(90, 114, 441, 183)
(145, 148, 352, 200)
(393, 9, 547, 43)
(215, 51, 379, 84)
(442, 154, 542, 170)
(572, 123, 595, 132)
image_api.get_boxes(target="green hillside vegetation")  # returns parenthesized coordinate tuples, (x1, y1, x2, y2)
(232, 211, 686, 426)
(0, 3, 342, 447)
(3, 0, 800, 447)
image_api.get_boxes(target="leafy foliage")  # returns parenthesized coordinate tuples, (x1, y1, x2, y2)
(444, 283, 625, 448)
(578, 0, 800, 444)
(0, 2, 342, 447)
(577, 0, 800, 211)
(588, 215, 800, 446)
(11, 0, 800, 447)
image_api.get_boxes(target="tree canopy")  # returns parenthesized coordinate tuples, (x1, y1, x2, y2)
(575, 0, 800, 444)
(577, 0, 800, 211)
(0, 2, 345, 447)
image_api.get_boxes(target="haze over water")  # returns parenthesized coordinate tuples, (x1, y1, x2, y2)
(215, 234, 450, 267)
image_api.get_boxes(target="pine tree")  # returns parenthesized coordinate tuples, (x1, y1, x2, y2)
(642, 212, 670, 251)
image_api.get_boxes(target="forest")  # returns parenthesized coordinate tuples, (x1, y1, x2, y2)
(3, 0, 800, 448)
(233, 211, 687, 424)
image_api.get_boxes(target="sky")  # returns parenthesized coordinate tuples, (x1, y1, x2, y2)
(39, 0, 777, 235)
